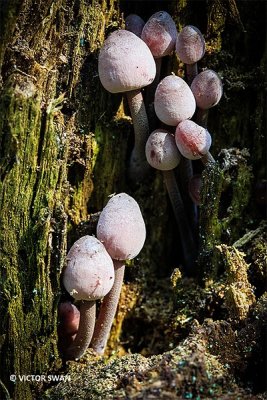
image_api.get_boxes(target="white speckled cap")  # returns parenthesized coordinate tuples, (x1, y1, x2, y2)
(141, 11, 177, 58)
(191, 69, 223, 109)
(176, 25, 205, 64)
(154, 75, 196, 126)
(145, 129, 181, 171)
(63, 236, 114, 301)
(97, 193, 146, 261)
(98, 29, 156, 93)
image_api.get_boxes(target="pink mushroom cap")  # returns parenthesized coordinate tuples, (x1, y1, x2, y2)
(98, 29, 156, 93)
(191, 69, 223, 109)
(97, 193, 146, 261)
(141, 11, 177, 58)
(125, 14, 145, 38)
(176, 25, 205, 64)
(154, 75, 196, 126)
(63, 236, 115, 301)
(58, 302, 80, 336)
(175, 120, 212, 160)
(145, 129, 181, 171)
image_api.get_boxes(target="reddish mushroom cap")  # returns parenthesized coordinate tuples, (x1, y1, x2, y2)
(191, 69, 223, 109)
(63, 236, 115, 301)
(98, 29, 156, 93)
(141, 11, 177, 58)
(97, 193, 146, 261)
(125, 14, 145, 38)
(154, 75, 196, 126)
(145, 129, 181, 171)
(175, 120, 211, 160)
(58, 302, 80, 336)
(176, 25, 205, 64)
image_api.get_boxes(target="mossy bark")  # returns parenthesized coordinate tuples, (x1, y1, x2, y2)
(0, 1, 122, 398)
(0, 1, 266, 399)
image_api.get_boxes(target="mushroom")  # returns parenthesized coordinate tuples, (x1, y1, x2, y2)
(175, 25, 205, 217)
(175, 119, 214, 165)
(98, 29, 156, 182)
(176, 25, 205, 84)
(141, 11, 177, 128)
(191, 69, 223, 127)
(154, 75, 196, 126)
(91, 193, 146, 355)
(125, 14, 145, 38)
(62, 236, 115, 360)
(58, 301, 80, 353)
(141, 11, 177, 59)
(145, 129, 196, 272)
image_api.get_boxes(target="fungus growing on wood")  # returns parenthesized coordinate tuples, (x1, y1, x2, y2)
(62, 236, 115, 360)
(145, 129, 196, 272)
(191, 69, 223, 127)
(125, 14, 145, 38)
(91, 193, 146, 355)
(175, 120, 214, 165)
(98, 30, 156, 182)
(154, 75, 196, 126)
(176, 25, 205, 84)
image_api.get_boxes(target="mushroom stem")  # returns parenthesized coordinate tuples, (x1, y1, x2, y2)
(201, 151, 215, 166)
(195, 108, 208, 128)
(163, 169, 197, 273)
(91, 260, 125, 355)
(186, 63, 198, 85)
(65, 300, 96, 360)
(127, 90, 151, 182)
(145, 58, 162, 131)
(178, 157, 198, 234)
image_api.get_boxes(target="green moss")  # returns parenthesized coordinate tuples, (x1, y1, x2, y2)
(198, 162, 224, 282)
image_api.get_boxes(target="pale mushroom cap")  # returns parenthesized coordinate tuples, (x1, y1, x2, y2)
(141, 11, 177, 58)
(175, 120, 211, 160)
(154, 75, 196, 126)
(125, 14, 145, 38)
(145, 129, 181, 171)
(191, 69, 223, 109)
(63, 236, 115, 301)
(97, 193, 146, 261)
(176, 25, 205, 64)
(98, 29, 156, 93)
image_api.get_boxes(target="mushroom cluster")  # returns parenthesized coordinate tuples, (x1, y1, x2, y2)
(60, 193, 146, 360)
(59, 10, 224, 360)
(98, 12, 222, 271)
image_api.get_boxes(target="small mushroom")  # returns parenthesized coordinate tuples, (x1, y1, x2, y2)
(141, 11, 177, 128)
(98, 30, 156, 182)
(154, 75, 196, 126)
(58, 301, 80, 353)
(125, 14, 145, 38)
(191, 69, 223, 127)
(62, 236, 115, 360)
(176, 25, 205, 84)
(145, 129, 196, 272)
(141, 11, 177, 59)
(175, 119, 214, 165)
(91, 193, 146, 355)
